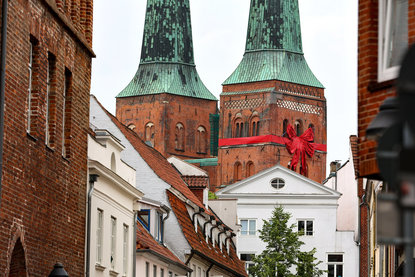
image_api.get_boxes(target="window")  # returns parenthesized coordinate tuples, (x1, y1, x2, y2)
(251, 117, 260, 136)
(234, 116, 243, 138)
(196, 126, 207, 154)
(111, 153, 116, 172)
(96, 209, 103, 264)
(160, 268, 164, 277)
(327, 254, 343, 277)
(283, 119, 289, 137)
(240, 219, 256, 236)
(62, 68, 72, 158)
(110, 217, 116, 269)
(294, 120, 302, 136)
(240, 253, 255, 274)
(153, 265, 157, 277)
(27, 37, 37, 134)
(308, 124, 315, 135)
(197, 267, 201, 277)
(145, 122, 155, 146)
(46, 52, 56, 146)
(234, 162, 242, 182)
(271, 178, 285, 189)
(378, 0, 408, 82)
(298, 220, 313, 236)
(155, 211, 163, 242)
(175, 123, 185, 151)
(246, 162, 255, 177)
(138, 210, 150, 231)
(123, 224, 128, 276)
(168, 271, 173, 277)
(146, 262, 150, 277)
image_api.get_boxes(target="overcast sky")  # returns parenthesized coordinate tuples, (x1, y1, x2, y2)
(91, 0, 358, 172)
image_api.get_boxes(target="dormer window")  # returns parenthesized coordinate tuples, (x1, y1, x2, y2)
(137, 210, 150, 231)
(271, 178, 285, 189)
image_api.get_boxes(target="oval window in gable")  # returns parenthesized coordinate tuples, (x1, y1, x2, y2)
(271, 178, 285, 189)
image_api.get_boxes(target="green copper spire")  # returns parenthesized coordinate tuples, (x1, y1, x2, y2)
(117, 0, 216, 101)
(223, 0, 324, 88)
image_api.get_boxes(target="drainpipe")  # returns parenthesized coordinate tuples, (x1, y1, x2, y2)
(225, 233, 236, 254)
(203, 215, 215, 237)
(132, 210, 137, 277)
(161, 204, 171, 244)
(210, 222, 221, 246)
(0, 0, 9, 208)
(217, 228, 227, 251)
(206, 263, 214, 277)
(86, 174, 99, 277)
(192, 207, 204, 232)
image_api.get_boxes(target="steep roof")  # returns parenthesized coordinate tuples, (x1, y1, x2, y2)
(167, 191, 248, 277)
(136, 222, 190, 272)
(182, 176, 209, 188)
(92, 96, 206, 210)
(117, 0, 216, 101)
(223, 0, 323, 88)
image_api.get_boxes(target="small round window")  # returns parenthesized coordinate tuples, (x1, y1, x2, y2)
(271, 178, 285, 189)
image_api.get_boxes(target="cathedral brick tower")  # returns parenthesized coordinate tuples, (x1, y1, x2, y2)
(218, 0, 327, 186)
(116, 0, 218, 159)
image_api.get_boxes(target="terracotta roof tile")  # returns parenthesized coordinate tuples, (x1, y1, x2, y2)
(136, 221, 189, 270)
(92, 96, 206, 209)
(350, 135, 359, 177)
(182, 176, 209, 188)
(167, 191, 248, 277)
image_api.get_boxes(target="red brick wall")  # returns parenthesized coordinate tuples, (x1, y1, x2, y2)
(116, 93, 218, 159)
(0, 0, 93, 275)
(218, 80, 327, 185)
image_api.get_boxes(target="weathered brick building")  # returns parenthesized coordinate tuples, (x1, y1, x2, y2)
(115, 0, 218, 160)
(0, 0, 94, 275)
(357, 0, 414, 276)
(217, 0, 327, 186)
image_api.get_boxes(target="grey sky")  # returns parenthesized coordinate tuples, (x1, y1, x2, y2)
(91, 0, 358, 171)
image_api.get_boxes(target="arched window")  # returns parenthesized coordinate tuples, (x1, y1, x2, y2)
(246, 162, 255, 177)
(145, 122, 155, 147)
(196, 126, 207, 154)
(175, 123, 185, 151)
(234, 162, 242, 181)
(294, 120, 303, 136)
(251, 116, 260, 136)
(111, 153, 116, 172)
(234, 117, 243, 138)
(283, 119, 289, 137)
(9, 238, 27, 276)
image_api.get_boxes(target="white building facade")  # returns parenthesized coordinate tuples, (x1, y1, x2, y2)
(87, 130, 143, 277)
(216, 165, 359, 277)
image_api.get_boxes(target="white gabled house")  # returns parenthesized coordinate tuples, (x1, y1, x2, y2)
(215, 164, 359, 277)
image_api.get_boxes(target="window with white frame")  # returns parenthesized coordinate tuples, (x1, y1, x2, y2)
(378, 0, 408, 82)
(123, 224, 128, 276)
(240, 219, 256, 236)
(155, 211, 163, 242)
(153, 265, 157, 277)
(327, 254, 343, 277)
(160, 268, 164, 277)
(297, 220, 313, 236)
(240, 253, 255, 275)
(110, 216, 117, 269)
(146, 262, 150, 277)
(96, 209, 103, 264)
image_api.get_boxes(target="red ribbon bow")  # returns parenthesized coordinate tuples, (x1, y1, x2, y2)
(285, 124, 315, 176)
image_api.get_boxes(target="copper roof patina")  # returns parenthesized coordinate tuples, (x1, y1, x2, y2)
(223, 0, 324, 89)
(117, 0, 217, 101)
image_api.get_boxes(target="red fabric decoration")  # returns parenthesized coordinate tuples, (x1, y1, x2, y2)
(285, 124, 315, 176)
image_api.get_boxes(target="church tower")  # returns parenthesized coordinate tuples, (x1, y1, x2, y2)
(218, 0, 327, 186)
(116, 0, 218, 159)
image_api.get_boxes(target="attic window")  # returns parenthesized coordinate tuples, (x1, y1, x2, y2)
(271, 178, 285, 189)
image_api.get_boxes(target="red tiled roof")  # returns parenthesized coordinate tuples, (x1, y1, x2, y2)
(167, 191, 248, 277)
(182, 176, 209, 188)
(136, 222, 190, 271)
(92, 96, 206, 209)
(350, 135, 359, 177)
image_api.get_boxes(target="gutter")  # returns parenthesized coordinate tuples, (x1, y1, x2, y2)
(0, 0, 8, 208)
(161, 204, 171, 244)
(86, 174, 99, 277)
(137, 249, 191, 273)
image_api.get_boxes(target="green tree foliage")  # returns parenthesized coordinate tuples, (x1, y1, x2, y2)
(248, 206, 324, 277)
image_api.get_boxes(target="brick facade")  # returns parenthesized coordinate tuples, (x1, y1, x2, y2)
(358, 0, 415, 275)
(116, 94, 218, 160)
(218, 80, 327, 186)
(0, 0, 93, 275)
